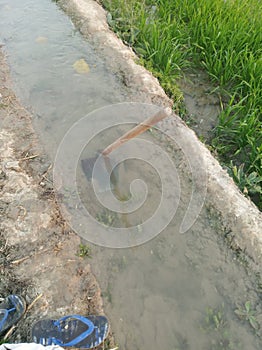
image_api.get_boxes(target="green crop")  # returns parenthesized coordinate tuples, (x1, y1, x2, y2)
(102, 0, 262, 209)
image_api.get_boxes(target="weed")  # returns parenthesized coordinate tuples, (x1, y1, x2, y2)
(235, 301, 260, 331)
(76, 243, 91, 258)
(201, 305, 241, 349)
(203, 305, 227, 331)
(226, 163, 262, 207)
(96, 209, 117, 227)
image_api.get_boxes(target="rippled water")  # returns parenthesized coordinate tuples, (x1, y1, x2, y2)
(0, 1, 261, 349)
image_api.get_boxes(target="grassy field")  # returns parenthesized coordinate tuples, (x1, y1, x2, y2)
(101, 0, 262, 209)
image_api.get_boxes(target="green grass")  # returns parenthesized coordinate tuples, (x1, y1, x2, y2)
(235, 301, 259, 331)
(101, 0, 262, 209)
(76, 243, 92, 258)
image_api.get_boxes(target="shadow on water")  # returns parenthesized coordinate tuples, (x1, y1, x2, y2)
(0, 1, 261, 349)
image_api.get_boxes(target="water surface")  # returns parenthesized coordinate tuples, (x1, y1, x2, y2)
(0, 1, 261, 349)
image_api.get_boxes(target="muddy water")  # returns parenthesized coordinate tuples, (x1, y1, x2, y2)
(0, 0, 127, 156)
(0, 1, 261, 349)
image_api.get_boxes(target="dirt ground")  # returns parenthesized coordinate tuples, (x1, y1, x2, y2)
(0, 49, 114, 348)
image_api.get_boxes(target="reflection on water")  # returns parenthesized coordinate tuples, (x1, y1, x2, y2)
(0, 0, 261, 349)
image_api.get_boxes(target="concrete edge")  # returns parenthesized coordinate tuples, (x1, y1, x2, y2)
(59, 0, 262, 269)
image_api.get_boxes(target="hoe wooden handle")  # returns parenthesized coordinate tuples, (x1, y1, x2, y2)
(102, 107, 170, 156)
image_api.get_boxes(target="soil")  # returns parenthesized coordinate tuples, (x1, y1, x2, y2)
(0, 50, 114, 348)
(178, 69, 221, 141)
(0, 0, 261, 347)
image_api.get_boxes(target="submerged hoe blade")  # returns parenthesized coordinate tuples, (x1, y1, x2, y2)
(81, 154, 117, 193)
(81, 107, 171, 194)
(81, 156, 98, 180)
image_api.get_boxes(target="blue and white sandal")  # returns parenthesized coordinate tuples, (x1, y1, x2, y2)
(31, 315, 109, 349)
(0, 295, 26, 335)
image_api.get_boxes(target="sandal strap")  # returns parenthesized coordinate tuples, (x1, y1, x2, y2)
(52, 315, 95, 347)
(0, 307, 15, 330)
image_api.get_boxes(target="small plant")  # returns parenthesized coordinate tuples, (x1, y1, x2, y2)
(203, 306, 227, 331)
(77, 243, 91, 258)
(201, 305, 241, 349)
(96, 209, 117, 227)
(234, 301, 259, 330)
(227, 163, 262, 197)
